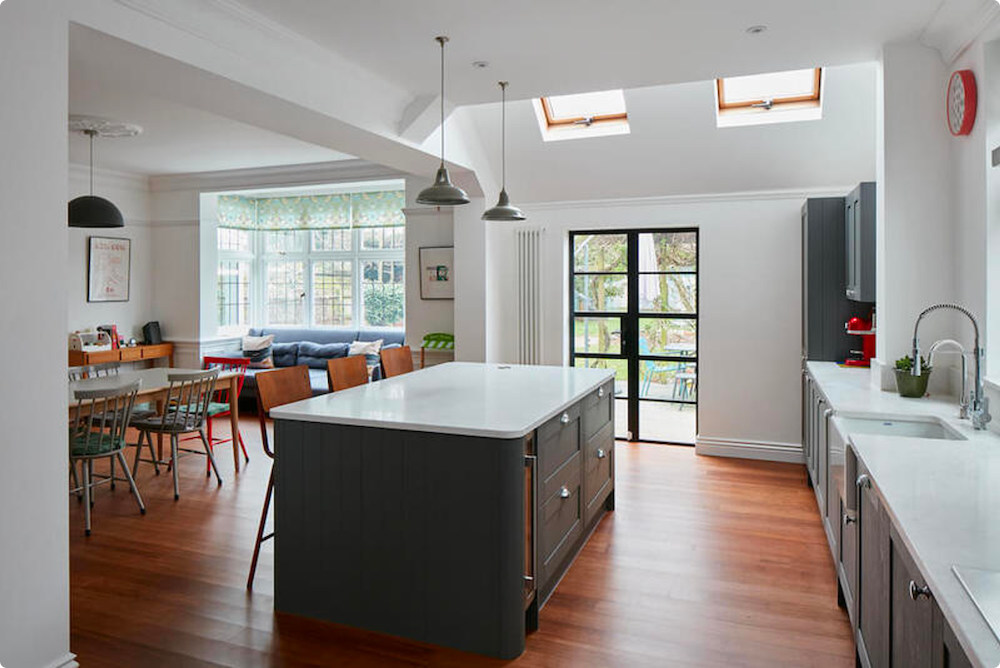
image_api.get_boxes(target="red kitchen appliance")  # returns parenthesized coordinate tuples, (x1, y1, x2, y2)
(844, 310, 876, 367)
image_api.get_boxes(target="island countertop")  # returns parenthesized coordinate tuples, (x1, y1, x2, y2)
(269, 361, 615, 439)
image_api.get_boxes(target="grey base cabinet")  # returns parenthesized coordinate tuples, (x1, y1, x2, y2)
(273, 379, 615, 660)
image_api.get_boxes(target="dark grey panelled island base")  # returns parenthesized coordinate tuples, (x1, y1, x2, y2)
(269, 362, 615, 659)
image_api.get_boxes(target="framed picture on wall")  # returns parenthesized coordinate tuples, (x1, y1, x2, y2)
(419, 246, 454, 300)
(88, 236, 131, 302)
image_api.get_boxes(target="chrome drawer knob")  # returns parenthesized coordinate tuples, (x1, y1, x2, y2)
(597, 448, 606, 459)
(598, 387, 606, 398)
(559, 486, 570, 499)
(909, 580, 932, 601)
(843, 512, 856, 526)
(856, 474, 871, 489)
(560, 412, 570, 424)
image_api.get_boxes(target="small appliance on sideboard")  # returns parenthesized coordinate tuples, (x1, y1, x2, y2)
(68, 330, 112, 353)
(142, 321, 162, 345)
(844, 309, 876, 367)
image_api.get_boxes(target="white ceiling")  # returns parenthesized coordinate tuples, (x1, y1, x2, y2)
(232, 0, 944, 105)
(69, 24, 355, 176)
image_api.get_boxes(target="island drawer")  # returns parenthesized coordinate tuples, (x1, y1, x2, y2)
(584, 421, 613, 522)
(539, 452, 583, 578)
(538, 403, 581, 481)
(581, 380, 614, 441)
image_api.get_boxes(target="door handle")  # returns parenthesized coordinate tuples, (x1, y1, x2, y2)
(856, 473, 871, 489)
(560, 412, 570, 425)
(597, 448, 606, 459)
(559, 486, 570, 499)
(909, 581, 932, 600)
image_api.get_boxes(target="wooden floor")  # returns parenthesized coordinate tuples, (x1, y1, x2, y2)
(70, 419, 854, 667)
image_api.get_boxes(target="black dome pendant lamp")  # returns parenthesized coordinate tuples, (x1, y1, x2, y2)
(482, 81, 526, 221)
(417, 36, 470, 207)
(68, 119, 137, 228)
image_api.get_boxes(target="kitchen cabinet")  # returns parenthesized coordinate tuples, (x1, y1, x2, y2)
(856, 464, 890, 668)
(891, 526, 934, 667)
(845, 182, 876, 303)
(802, 197, 862, 361)
(934, 601, 975, 668)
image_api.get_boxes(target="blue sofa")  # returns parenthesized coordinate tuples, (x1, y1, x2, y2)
(236, 327, 405, 400)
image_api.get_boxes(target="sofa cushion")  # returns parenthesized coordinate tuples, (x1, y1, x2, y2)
(307, 368, 329, 395)
(298, 341, 349, 369)
(271, 342, 298, 367)
(358, 328, 405, 347)
(249, 327, 359, 346)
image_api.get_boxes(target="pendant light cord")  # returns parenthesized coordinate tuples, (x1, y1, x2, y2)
(500, 82, 507, 189)
(438, 36, 446, 168)
(88, 131, 95, 195)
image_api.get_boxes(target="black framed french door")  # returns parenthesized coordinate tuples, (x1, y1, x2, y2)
(569, 229, 699, 445)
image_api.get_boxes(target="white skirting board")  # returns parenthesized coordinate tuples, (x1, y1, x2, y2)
(695, 436, 804, 463)
(42, 653, 78, 668)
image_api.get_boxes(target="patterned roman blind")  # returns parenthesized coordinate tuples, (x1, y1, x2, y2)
(218, 190, 404, 231)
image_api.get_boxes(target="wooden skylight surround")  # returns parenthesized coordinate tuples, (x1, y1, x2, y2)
(715, 68, 824, 127)
(533, 89, 630, 141)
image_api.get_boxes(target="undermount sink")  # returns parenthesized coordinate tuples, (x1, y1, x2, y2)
(837, 415, 966, 441)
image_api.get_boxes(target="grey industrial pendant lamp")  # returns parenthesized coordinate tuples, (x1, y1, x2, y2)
(68, 116, 141, 228)
(482, 81, 526, 221)
(417, 36, 470, 206)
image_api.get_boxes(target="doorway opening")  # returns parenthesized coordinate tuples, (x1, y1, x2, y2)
(569, 229, 698, 444)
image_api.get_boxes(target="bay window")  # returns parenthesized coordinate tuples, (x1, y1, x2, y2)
(216, 187, 405, 335)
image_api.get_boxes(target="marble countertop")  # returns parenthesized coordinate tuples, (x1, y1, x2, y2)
(807, 362, 1000, 668)
(269, 362, 614, 439)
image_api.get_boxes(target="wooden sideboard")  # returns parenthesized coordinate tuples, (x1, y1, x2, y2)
(68, 342, 174, 368)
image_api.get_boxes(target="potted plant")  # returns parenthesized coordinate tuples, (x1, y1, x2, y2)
(894, 355, 931, 398)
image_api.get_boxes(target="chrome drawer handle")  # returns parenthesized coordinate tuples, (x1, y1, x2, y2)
(597, 448, 606, 459)
(560, 412, 570, 424)
(909, 580, 932, 601)
(559, 486, 570, 499)
(856, 474, 871, 489)
(843, 512, 856, 526)
(598, 387, 605, 398)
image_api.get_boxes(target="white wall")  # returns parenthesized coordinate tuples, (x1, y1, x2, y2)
(0, 1, 74, 667)
(68, 165, 153, 340)
(486, 192, 848, 459)
(403, 207, 455, 357)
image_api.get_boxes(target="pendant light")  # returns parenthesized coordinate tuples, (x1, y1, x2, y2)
(417, 36, 470, 206)
(68, 117, 140, 228)
(482, 81, 526, 221)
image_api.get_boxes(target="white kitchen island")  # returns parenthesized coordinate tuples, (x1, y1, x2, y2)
(269, 362, 616, 659)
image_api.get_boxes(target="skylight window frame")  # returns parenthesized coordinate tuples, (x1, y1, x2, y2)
(539, 95, 628, 128)
(716, 68, 823, 111)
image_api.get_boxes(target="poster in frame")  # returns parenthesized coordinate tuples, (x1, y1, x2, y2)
(88, 236, 131, 302)
(419, 246, 454, 300)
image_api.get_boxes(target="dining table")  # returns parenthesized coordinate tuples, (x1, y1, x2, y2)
(68, 367, 243, 469)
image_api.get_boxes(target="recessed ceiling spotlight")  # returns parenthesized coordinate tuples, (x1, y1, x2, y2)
(745, 25, 768, 35)
(472, 60, 489, 69)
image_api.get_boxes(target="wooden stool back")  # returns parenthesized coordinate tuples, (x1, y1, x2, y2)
(327, 355, 369, 392)
(380, 345, 414, 379)
(254, 365, 313, 458)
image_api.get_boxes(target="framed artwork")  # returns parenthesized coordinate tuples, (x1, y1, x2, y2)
(419, 246, 454, 300)
(88, 236, 131, 302)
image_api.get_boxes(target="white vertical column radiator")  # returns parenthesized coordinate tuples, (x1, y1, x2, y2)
(516, 228, 544, 365)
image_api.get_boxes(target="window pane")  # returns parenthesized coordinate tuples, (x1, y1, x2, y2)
(266, 261, 305, 325)
(721, 68, 817, 104)
(638, 232, 697, 272)
(575, 357, 628, 399)
(362, 259, 404, 328)
(574, 317, 621, 355)
(574, 275, 627, 312)
(311, 229, 351, 251)
(573, 234, 626, 273)
(546, 89, 626, 120)
(217, 228, 250, 252)
(217, 260, 250, 331)
(639, 361, 697, 402)
(640, 399, 696, 444)
(639, 274, 697, 314)
(312, 260, 353, 326)
(265, 230, 302, 254)
(639, 318, 697, 357)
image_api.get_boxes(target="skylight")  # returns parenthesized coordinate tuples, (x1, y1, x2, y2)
(532, 89, 630, 141)
(716, 67, 824, 128)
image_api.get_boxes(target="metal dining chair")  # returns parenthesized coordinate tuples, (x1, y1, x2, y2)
(70, 379, 145, 536)
(68, 361, 120, 381)
(247, 365, 313, 590)
(131, 369, 223, 500)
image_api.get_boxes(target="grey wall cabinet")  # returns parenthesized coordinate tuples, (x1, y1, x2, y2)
(845, 182, 876, 303)
(802, 197, 868, 361)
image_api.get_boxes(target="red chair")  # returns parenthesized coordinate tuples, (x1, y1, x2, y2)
(198, 356, 251, 472)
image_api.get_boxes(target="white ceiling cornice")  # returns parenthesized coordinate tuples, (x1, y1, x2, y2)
(148, 158, 408, 193)
(919, 0, 1000, 63)
(519, 186, 858, 212)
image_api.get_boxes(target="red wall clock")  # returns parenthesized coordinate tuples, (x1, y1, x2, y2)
(947, 69, 977, 136)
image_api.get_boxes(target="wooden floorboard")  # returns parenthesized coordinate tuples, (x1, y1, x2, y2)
(70, 419, 854, 667)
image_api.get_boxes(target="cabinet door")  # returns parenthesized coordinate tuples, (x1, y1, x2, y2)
(840, 493, 858, 625)
(846, 195, 857, 299)
(802, 375, 813, 475)
(933, 601, 974, 668)
(891, 535, 934, 668)
(857, 469, 889, 668)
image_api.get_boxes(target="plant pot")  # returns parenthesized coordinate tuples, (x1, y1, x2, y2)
(894, 368, 930, 398)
